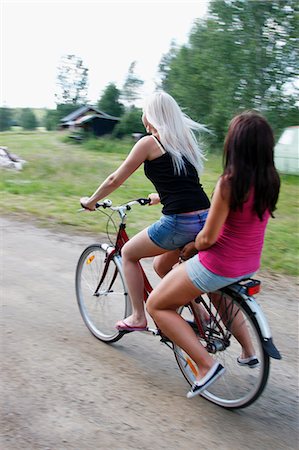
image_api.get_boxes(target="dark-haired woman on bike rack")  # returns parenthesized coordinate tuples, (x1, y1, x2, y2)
(80, 91, 210, 331)
(146, 111, 280, 398)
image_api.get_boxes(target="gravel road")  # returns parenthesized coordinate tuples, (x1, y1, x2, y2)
(1, 216, 298, 450)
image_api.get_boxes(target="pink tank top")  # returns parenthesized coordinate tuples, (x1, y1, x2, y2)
(199, 190, 270, 278)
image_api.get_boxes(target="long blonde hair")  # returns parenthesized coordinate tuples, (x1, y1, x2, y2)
(143, 91, 206, 174)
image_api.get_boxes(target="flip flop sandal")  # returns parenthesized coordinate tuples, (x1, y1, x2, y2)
(115, 319, 148, 332)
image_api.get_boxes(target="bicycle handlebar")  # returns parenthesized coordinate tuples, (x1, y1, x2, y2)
(78, 197, 151, 214)
(94, 197, 151, 211)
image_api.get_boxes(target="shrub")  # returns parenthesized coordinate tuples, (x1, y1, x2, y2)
(113, 106, 144, 138)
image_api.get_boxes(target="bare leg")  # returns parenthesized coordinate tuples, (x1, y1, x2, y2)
(210, 293, 256, 358)
(190, 297, 211, 324)
(154, 250, 210, 325)
(153, 250, 180, 278)
(146, 263, 215, 380)
(120, 228, 169, 328)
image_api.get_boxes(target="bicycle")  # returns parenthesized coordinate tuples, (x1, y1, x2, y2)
(75, 198, 281, 409)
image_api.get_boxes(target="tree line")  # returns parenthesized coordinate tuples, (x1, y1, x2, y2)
(0, 107, 39, 131)
(1, 0, 297, 145)
(159, 0, 298, 145)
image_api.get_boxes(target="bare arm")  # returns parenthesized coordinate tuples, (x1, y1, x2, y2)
(81, 137, 152, 210)
(195, 178, 231, 251)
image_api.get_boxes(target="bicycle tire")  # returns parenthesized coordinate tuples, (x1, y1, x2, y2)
(75, 244, 131, 343)
(174, 292, 270, 409)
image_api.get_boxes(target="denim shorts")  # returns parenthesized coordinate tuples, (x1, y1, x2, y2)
(147, 210, 208, 251)
(186, 254, 254, 292)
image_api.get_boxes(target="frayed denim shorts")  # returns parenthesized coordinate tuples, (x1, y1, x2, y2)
(186, 254, 254, 292)
(147, 210, 209, 251)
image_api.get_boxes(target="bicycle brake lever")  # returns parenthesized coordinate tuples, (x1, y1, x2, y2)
(138, 198, 151, 205)
(102, 199, 112, 208)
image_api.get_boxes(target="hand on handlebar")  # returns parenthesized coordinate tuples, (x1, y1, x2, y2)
(148, 193, 160, 206)
(80, 196, 97, 211)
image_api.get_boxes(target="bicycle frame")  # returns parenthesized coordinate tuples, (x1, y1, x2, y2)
(77, 197, 282, 408)
(94, 198, 281, 358)
(99, 219, 228, 344)
(98, 202, 153, 302)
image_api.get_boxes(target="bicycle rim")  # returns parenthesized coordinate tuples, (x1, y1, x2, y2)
(174, 293, 270, 409)
(75, 244, 130, 343)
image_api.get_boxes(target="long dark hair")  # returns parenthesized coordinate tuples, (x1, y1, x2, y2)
(223, 110, 280, 220)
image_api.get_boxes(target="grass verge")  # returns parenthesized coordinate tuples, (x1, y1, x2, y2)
(0, 130, 298, 276)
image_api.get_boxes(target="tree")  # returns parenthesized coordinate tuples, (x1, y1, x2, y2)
(208, 0, 298, 108)
(0, 107, 13, 131)
(55, 54, 89, 105)
(113, 106, 144, 138)
(97, 83, 124, 117)
(55, 103, 79, 123)
(157, 40, 179, 90)
(159, 0, 298, 146)
(121, 61, 144, 106)
(44, 109, 58, 131)
(20, 108, 38, 130)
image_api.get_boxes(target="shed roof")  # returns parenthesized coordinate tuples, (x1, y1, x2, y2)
(61, 106, 119, 123)
(76, 114, 118, 124)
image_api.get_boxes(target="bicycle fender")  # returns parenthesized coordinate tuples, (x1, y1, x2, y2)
(245, 297, 282, 359)
(245, 296, 272, 338)
(223, 285, 282, 360)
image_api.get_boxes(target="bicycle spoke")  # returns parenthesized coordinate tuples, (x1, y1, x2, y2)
(76, 244, 130, 343)
(174, 293, 269, 409)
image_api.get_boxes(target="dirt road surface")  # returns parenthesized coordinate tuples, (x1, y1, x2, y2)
(1, 216, 298, 450)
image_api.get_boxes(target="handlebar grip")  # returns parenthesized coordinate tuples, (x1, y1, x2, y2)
(138, 198, 151, 205)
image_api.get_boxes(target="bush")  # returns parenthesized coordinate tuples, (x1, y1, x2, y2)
(113, 106, 144, 138)
(44, 109, 58, 131)
(20, 108, 38, 130)
(0, 107, 13, 131)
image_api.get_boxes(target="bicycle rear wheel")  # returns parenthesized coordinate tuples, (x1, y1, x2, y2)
(174, 292, 269, 409)
(75, 244, 130, 343)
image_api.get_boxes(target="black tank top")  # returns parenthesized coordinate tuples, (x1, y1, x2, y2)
(144, 137, 210, 215)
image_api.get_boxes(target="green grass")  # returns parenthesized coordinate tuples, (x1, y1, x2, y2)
(0, 130, 298, 276)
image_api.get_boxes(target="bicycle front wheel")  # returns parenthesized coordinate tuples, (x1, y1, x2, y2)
(75, 244, 130, 343)
(174, 292, 270, 409)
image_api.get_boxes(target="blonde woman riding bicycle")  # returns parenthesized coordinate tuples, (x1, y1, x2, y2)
(80, 91, 210, 331)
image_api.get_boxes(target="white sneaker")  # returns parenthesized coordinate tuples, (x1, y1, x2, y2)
(187, 362, 225, 399)
(237, 355, 260, 368)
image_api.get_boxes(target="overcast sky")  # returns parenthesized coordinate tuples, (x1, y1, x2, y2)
(1, 0, 209, 108)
